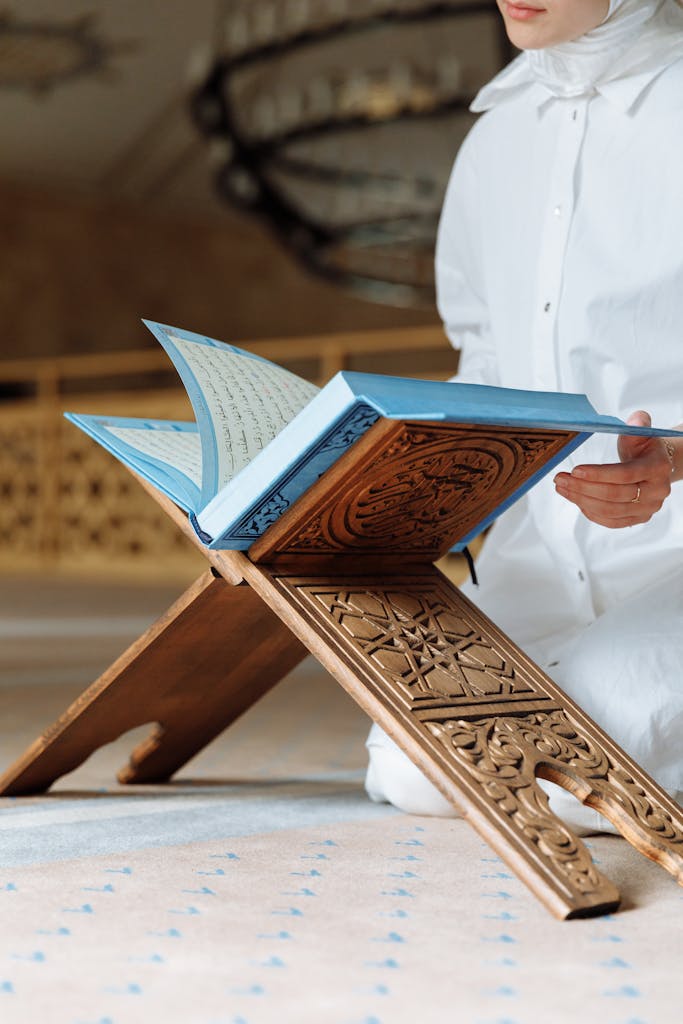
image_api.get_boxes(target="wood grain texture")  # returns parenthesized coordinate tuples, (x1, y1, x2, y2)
(249, 419, 576, 566)
(0, 571, 306, 795)
(5, 449, 683, 920)
(236, 559, 683, 919)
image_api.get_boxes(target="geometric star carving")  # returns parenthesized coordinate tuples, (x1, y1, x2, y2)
(324, 588, 532, 701)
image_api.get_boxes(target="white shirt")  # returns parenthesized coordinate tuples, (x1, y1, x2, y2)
(366, 57, 683, 820)
(436, 57, 683, 648)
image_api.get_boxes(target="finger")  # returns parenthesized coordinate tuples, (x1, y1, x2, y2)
(557, 471, 667, 503)
(555, 478, 666, 515)
(565, 447, 671, 485)
(554, 476, 645, 505)
(557, 462, 644, 485)
(618, 410, 653, 463)
(562, 493, 650, 523)
(626, 410, 651, 428)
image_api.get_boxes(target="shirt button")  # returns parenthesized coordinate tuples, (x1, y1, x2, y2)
(578, 570, 585, 582)
(553, 205, 562, 217)
(572, 109, 578, 121)
(544, 302, 551, 313)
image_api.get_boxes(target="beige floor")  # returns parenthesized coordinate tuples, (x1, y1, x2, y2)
(1, 576, 682, 1024)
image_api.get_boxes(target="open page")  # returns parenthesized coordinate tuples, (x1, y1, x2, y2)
(143, 321, 320, 508)
(63, 414, 202, 513)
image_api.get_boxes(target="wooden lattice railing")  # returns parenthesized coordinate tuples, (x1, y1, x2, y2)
(0, 325, 454, 581)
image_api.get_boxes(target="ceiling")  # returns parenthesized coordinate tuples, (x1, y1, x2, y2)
(6, 2, 680, 229)
(0, 0, 509, 325)
(0, 0, 224, 214)
(0, 0, 507, 224)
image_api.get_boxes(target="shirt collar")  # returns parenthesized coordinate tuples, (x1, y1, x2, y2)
(596, 64, 668, 112)
(472, 56, 672, 120)
(532, 63, 668, 116)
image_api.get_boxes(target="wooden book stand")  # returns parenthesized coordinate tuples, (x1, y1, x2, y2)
(3, 418, 683, 919)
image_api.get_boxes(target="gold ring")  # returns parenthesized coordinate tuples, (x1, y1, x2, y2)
(631, 485, 641, 504)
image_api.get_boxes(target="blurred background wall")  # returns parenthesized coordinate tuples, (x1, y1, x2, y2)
(0, 0, 510, 359)
(0, 0, 509, 584)
(0, 180, 435, 360)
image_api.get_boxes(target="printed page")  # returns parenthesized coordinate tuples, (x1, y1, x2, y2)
(167, 332, 319, 496)
(107, 425, 202, 488)
(64, 413, 202, 512)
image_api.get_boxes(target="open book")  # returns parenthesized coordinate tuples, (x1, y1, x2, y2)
(66, 321, 682, 552)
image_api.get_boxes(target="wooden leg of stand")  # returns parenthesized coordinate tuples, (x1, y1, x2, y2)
(0, 571, 306, 795)
(239, 561, 683, 918)
(530, 715, 683, 884)
(427, 710, 683, 914)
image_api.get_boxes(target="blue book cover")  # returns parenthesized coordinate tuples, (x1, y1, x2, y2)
(65, 322, 683, 552)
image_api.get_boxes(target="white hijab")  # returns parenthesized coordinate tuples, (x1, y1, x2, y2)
(473, 0, 683, 109)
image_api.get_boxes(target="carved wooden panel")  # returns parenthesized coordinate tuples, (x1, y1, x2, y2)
(263, 565, 683, 917)
(250, 419, 577, 564)
(430, 711, 606, 898)
(428, 710, 683, 851)
(5, 424, 683, 920)
(305, 582, 542, 711)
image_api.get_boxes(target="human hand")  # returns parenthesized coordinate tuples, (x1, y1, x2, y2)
(553, 411, 674, 528)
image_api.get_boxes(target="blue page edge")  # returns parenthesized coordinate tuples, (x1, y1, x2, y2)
(142, 321, 224, 505)
(142, 320, 294, 507)
(64, 412, 201, 512)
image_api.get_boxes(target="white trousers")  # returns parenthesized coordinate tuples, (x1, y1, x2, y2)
(365, 567, 683, 834)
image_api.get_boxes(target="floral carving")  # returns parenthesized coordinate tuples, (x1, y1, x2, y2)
(274, 568, 683, 915)
(427, 709, 683, 893)
(242, 492, 291, 535)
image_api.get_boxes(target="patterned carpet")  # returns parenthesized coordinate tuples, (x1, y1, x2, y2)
(1, 578, 682, 1024)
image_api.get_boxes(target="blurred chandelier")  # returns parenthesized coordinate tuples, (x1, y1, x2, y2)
(192, 0, 512, 306)
(0, 13, 131, 93)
